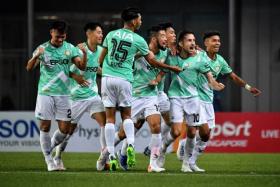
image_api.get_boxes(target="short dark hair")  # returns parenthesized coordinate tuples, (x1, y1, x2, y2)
(83, 22, 103, 32)
(177, 30, 195, 43)
(121, 7, 141, 22)
(158, 22, 173, 30)
(49, 20, 68, 33)
(147, 25, 164, 39)
(203, 31, 220, 41)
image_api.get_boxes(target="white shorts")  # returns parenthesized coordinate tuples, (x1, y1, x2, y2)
(101, 76, 132, 107)
(71, 96, 105, 123)
(158, 91, 170, 113)
(170, 97, 206, 126)
(35, 95, 71, 121)
(131, 96, 160, 123)
(200, 101, 215, 129)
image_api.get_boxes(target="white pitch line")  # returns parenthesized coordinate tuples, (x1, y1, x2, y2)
(0, 171, 280, 177)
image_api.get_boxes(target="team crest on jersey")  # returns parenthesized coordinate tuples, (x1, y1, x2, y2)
(183, 63, 190, 69)
(65, 50, 70, 56)
(215, 65, 220, 72)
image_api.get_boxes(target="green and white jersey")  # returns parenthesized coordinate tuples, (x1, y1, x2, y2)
(70, 43, 102, 101)
(197, 51, 232, 103)
(34, 41, 79, 96)
(132, 50, 165, 97)
(167, 52, 210, 98)
(102, 28, 149, 82)
(154, 49, 169, 92)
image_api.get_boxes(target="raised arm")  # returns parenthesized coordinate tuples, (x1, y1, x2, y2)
(72, 44, 87, 70)
(26, 47, 44, 71)
(228, 72, 261, 97)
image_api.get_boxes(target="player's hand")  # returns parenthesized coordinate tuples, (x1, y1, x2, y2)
(77, 43, 87, 54)
(73, 74, 89, 87)
(250, 87, 261, 97)
(211, 82, 225, 91)
(36, 47, 45, 57)
(170, 66, 182, 73)
(149, 80, 158, 86)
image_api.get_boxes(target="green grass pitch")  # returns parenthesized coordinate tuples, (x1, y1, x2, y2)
(0, 152, 279, 187)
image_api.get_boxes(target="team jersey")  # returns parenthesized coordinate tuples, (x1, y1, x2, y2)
(197, 51, 232, 103)
(102, 28, 149, 82)
(34, 41, 79, 96)
(154, 49, 169, 92)
(70, 43, 102, 101)
(132, 49, 167, 97)
(167, 52, 210, 98)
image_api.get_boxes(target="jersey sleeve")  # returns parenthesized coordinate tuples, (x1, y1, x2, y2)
(198, 58, 210, 74)
(135, 36, 149, 56)
(32, 45, 44, 61)
(69, 44, 79, 59)
(220, 56, 233, 75)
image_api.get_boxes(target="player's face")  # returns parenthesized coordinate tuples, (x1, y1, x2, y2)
(133, 14, 142, 30)
(156, 30, 167, 50)
(181, 33, 196, 53)
(88, 26, 103, 45)
(50, 29, 66, 47)
(205, 35, 221, 53)
(166, 27, 176, 44)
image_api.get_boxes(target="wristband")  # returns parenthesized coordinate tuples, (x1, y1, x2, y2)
(245, 84, 251, 91)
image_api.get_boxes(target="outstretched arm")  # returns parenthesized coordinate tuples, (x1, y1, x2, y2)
(228, 72, 261, 97)
(205, 71, 225, 91)
(144, 51, 182, 73)
(26, 47, 44, 71)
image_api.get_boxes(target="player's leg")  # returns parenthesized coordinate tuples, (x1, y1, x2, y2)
(51, 96, 71, 152)
(35, 95, 59, 171)
(101, 77, 118, 171)
(181, 97, 201, 172)
(146, 114, 165, 172)
(144, 92, 171, 156)
(90, 97, 109, 171)
(189, 103, 213, 172)
(158, 98, 183, 168)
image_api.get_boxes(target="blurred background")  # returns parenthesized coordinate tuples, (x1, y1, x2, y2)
(0, 0, 279, 112)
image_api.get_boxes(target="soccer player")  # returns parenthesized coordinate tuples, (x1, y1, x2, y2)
(143, 22, 176, 156)
(99, 7, 181, 171)
(177, 31, 261, 172)
(157, 30, 225, 172)
(26, 20, 86, 171)
(52, 22, 108, 171)
(116, 25, 168, 172)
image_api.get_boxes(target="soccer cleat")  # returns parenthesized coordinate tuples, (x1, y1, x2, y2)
(189, 164, 205, 172)
(147, 164, 166, 173)
(47, 159, 59, 172)
(117, 150, 128, 171)
(176, 139, 186, 161)
(157, 150, 166, 168)
(143, 146, 151, 157)
(96, 153, 107, 171)
(126, 144, 136, 167)
(53, 157, 66, 171)
(181, 160, 193, 173)
(109, 155, 119, 171)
